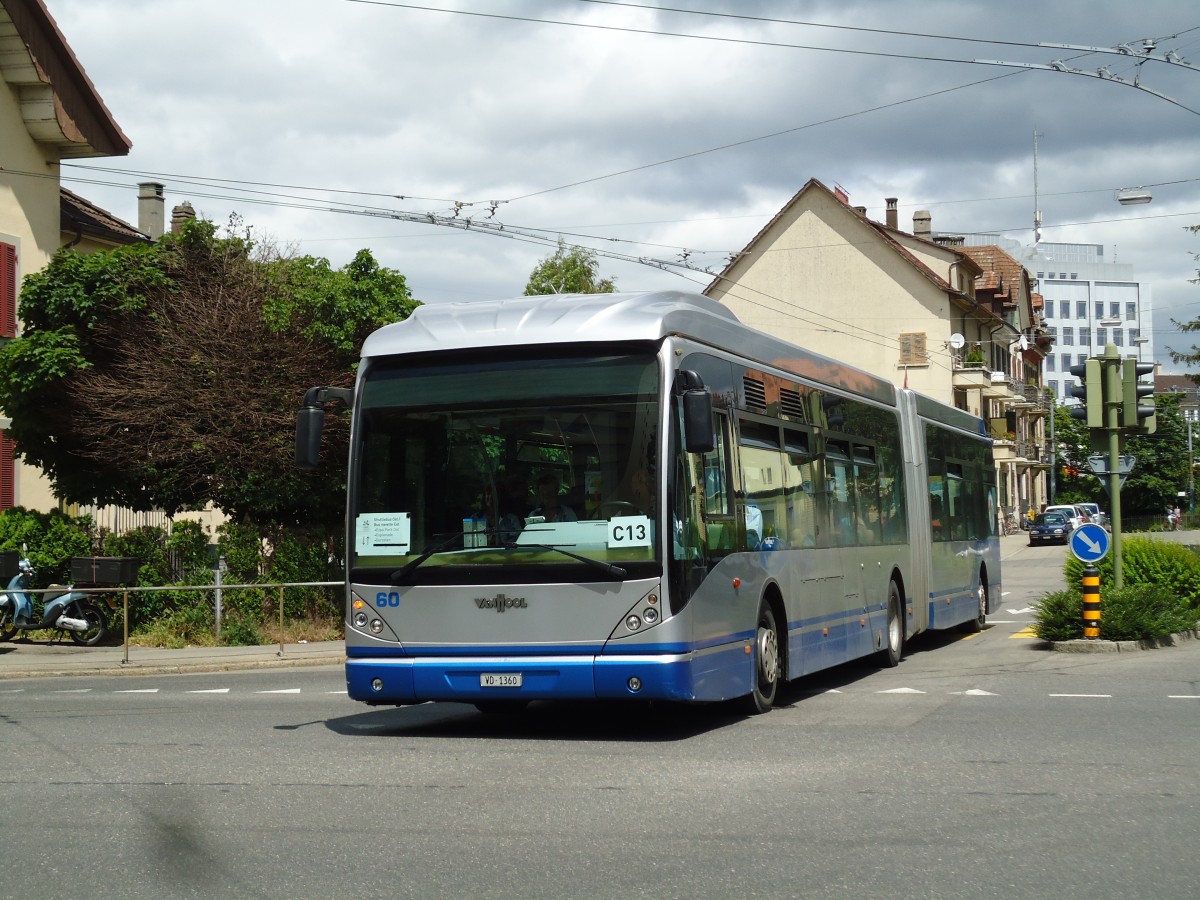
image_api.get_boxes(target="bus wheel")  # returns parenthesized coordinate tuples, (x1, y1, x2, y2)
(962, 578, 988, 634)
(878, 580, 903, 668)
(744, 601, 780, 714)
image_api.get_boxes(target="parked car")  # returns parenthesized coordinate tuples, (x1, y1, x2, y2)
(1076, 502, 1107, 528)
(1043, 504, 1085, 531)
(1029, 512, 1072, 545)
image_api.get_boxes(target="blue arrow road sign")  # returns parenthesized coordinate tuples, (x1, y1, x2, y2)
(1070, 523, 1110, 563)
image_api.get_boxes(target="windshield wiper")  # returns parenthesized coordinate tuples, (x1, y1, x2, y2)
(508, 542, 627, 580)
(390, 532, 464, 584)
(390, 530, 628, 584)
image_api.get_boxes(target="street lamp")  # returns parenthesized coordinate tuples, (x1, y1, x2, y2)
(1116, 188, 1152, 205)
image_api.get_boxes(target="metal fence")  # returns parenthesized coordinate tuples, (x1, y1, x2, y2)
(10, 580, 344, 664)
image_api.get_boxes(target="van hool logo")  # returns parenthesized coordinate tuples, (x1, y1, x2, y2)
(475, 593, 528, 613)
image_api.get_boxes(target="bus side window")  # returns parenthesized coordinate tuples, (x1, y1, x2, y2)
(700, 414, 735, 557)
(784, 430, 817, 548)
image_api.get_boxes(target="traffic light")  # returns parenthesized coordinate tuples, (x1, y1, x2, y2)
(1068, 359, 1103, 427)
(1121, 359, 1156, 433)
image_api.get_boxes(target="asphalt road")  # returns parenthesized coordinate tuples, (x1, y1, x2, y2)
(1, 536, 1197, 899)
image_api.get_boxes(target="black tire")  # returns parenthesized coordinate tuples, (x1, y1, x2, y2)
(878, 580, 903, 667)
(0, 604, 16, 642)
(962, 578, 989, 634)
(743, 601, 781, 714)
(68, 602, 107, 647)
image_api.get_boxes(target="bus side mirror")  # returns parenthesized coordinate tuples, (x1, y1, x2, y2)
(295, 405, 326, 469)
(677, 370, 714, 454)
(295, 386, 354, 469)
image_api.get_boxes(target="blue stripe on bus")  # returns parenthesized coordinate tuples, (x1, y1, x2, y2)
(344, 632, 757, 659)
(346, 641, 754, 704)
(926, 589, 978, 629)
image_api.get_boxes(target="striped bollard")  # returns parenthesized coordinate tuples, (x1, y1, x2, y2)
(1082, 565, 1101, 639)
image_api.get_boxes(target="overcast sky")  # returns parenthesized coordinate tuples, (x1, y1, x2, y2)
(47, 0, 1200, 371)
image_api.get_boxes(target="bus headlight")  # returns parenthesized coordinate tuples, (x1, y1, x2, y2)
(370, 619, 384, 634)
(626, 614, 642, 631)
(353, 611, 368, 628)
(643, 607, 659, 624)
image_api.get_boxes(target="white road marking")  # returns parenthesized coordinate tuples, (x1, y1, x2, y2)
(114, 689, 159, 693)
(1168, 695, 1200, 699)
(878, 687, 926, 694)
(959, 689, 998, 696)
(1006, 607, 1035, 614)
(187, 688, 231, 694)
(1049, 693, 1112, 698)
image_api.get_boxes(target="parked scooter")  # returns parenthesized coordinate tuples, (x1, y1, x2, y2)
(0, 557, 108, 646)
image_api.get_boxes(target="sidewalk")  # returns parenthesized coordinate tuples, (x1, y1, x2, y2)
(0, 637, 345, 679)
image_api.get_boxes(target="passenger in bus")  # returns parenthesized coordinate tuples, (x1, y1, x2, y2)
(500, 473, 531, 519)
(529, 471, 577, 522)
(630, 467, 654, 513)
(475, 479, 524, 543)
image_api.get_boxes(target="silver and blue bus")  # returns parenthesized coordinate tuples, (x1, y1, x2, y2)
(297, 291, 1000, 713)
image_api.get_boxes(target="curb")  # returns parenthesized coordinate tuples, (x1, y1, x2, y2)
(1049, 627, 1200, 654)
(0, 643, 346, 679)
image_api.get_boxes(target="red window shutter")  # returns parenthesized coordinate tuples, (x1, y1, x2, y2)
(0, 242, 16, 339)
(0, 430, 14, 510)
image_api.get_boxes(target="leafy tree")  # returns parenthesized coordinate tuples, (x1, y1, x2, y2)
(1166, 223, 1200, 373)
(524, 239, 616, 295)
(1050, 401, 1095, 505)
(1051, 393, 1190, 515)
(1122, 392, 1190, 514)
(0, 218, 417, 530)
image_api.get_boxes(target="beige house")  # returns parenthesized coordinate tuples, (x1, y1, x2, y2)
(1, 0, 132, 512)
(704, 178, 1052, 519)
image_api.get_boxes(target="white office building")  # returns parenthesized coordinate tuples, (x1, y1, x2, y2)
(1025, 242, 1152, 403)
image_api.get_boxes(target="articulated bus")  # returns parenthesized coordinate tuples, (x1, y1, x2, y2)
(297, 291, 1000, 713)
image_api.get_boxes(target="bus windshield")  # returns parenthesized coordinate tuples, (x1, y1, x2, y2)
(351, 347, 662, 583)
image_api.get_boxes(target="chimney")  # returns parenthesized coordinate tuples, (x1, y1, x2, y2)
(171, 202, 196, 234)
(913, 210, 932, 239)
(853, 206, 867, 216)
(138, 182, 165, 239)
(885, 197, 898, 230)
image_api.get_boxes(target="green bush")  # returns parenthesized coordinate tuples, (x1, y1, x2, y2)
(1064, 537, 1200, 609)
(0, 508, 341, 646)
(0, 506, 94, 586)
(1033, 589, 1084, 642)
(167, 519, 211, 582)
(1034, 584, 1197, 642)
(221, 612, 265, 647)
